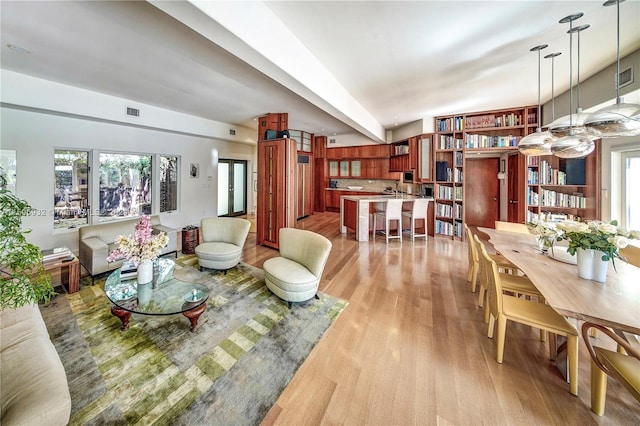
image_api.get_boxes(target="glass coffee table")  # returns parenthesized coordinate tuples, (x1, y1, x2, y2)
(105, 258, 209, 332)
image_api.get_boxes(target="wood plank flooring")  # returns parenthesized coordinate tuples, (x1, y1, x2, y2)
(240, 212, 640, 425)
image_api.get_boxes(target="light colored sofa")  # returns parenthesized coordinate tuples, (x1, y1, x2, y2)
(263, 228, 332, 307)
(0, 304, 71, 425)
(195, 217, 251, 272)
(79, 215, 177, 277)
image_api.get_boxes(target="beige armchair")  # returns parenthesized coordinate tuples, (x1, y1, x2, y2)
(195, 217, 251, 272)
(263, 228, 332, 308)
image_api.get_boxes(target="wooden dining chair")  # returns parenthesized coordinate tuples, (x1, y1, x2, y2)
(474, 234, 546, 343)
(401, 198, 429, 241)
(464, 223, 520, 293)
(619, 244, 640, 268)
(372, 199, 403, 243)
(581, 322, 640, 416)
(479, 241, 579, 395)
(494, 221, 529, 234)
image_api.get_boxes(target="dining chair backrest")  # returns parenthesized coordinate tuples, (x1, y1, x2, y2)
(410, 198, 429, 219)
(477, 237, 503, 318)
(620, 244, 640, 268)
(495, 221, 528, 234)
(385, 199, 404, 220)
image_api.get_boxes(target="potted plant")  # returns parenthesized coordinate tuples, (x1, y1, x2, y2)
(556, 219, 640, 282)
(0, 174, 55, 309)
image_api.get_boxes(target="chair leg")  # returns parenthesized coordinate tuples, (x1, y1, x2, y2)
(590, 359, 607, 415)
(483, 300, 490, 324)
(470, 263, 478, 293)
(487, 314, 496, 339)
(495, 315, 507, 364)
(477, 285, 485, 307)
(567, 334, 579, 396)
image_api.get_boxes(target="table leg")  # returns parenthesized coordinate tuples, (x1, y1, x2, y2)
(67, 261, 80, 293)
(550, 334, 569, 382)
(183, 303, 206, 332)
(111, 306, 132, 331)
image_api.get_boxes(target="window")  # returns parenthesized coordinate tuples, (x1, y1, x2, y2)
(99, 153, 152, 222)
(0, 150, 17, 194)
(622, 150, 640, 230)
(54, 150, 89, 229)
(159, 155, 178, 213)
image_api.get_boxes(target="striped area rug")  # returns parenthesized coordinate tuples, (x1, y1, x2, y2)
(40, 260, 347, 425)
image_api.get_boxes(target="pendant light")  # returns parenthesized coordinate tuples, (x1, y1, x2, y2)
(544, 51, 562, 127)
(517, 44, 554, 156)
(549, 24, 594, 139)
(584, 0, 640, 138)
(550, 13, 595, 159)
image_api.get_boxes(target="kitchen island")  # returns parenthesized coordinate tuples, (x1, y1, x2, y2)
(340, 195, 434, 241)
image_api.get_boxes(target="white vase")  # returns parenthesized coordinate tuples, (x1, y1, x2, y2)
(576, 248, 609, 283)
(137, 260, 153, 284)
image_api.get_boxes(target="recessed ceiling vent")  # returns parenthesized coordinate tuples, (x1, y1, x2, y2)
(329, 138, 336, 144)
(229, 129, 236, 135)
(617, 66, 633, 89)
(126, 107, 140, 117)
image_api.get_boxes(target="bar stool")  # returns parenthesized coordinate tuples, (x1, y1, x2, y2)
(402, 198, 430, 241)
(373, 198, 403, 243)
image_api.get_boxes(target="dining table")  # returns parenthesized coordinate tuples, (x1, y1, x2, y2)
(479, 227, 640, 335)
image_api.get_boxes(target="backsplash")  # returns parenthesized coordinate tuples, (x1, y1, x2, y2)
(332, 178, 402, 192)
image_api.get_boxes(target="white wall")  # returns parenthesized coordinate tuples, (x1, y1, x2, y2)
(1, 84, 256, 254)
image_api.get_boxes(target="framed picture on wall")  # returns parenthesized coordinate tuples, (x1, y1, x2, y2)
(189, 163, 199, 179)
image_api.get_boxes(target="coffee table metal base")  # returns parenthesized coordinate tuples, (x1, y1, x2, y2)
(110, 303, 207, 332)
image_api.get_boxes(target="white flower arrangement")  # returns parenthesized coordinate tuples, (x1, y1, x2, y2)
(556, 219, 640, 264)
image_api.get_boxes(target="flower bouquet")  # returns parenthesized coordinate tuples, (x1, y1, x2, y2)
(556, 219, 639, 280)
(526, 219, 562, 254)
(107, 215, 169, 264)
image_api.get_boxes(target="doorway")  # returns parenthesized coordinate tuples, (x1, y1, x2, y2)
(218, 159, 247, 217)
(465, 158, 500, 228)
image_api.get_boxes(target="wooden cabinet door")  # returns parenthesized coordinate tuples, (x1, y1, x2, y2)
(257, 139, 296, 249)
(314, 158, 326, 212)
(507, 154, 525, 223)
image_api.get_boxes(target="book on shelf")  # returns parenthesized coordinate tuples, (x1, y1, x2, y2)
(41, 246, 72, 264)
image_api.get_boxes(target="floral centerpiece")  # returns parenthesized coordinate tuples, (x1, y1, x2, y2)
(106, 215, 169, 284)
(526, 219, 563, 253)
(556, 219, 639, 281)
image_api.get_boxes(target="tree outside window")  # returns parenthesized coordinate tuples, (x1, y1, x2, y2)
(99, 153, 152, 222)
(160, 156, 178, 213)
(54, 150, 89, 229)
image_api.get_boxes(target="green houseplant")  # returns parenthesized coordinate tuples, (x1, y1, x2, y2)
(0, 174, 55, 309)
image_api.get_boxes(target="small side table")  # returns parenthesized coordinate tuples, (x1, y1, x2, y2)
(181, 226, 200, 255)
(42, 255, 80, 293)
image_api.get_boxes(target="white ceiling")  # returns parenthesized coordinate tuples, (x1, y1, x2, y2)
(1, 1, 639, 143)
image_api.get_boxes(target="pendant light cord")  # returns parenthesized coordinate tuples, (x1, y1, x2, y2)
(615, 0, 621, 104)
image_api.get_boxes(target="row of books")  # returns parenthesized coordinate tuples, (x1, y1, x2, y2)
(392, 144, 409, 156)
(526, 112, 539, 125)
(437, 135, 464, 150)
(540, 189, 586, 208)
(538, 161, 568, 186)
(454, 151, 463, 167)
(465, 113, 522, 129)
(41, 246, 72, 264)
(465, 134, 520, 149)
(435, 220, 454, 236)
(526, 211, 574, 223)
(436, 117, 464, 132)
(435, 203, 453, 219)
(436, 185, 463, 200)
(436, 167, 463, 183)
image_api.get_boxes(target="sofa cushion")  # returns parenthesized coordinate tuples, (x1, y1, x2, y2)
(195, 242, 241, 262)
(1, 304, 71, 426)
(263, 257, 318, 291)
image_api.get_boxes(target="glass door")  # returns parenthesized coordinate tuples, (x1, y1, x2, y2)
(218, 159, 247, 216)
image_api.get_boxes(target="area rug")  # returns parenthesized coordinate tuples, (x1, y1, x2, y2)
(40, 261, 347, 425)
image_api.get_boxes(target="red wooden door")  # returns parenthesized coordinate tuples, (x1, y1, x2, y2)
(465, 158, 500, 228)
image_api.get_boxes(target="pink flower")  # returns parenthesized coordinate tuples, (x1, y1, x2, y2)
(106, 215, 169, 264)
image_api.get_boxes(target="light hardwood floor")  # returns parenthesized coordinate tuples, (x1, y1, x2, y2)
(239, 212, 640, 425)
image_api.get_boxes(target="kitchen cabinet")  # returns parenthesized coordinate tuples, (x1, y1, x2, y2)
(296, 154, 313, 219)
(325, 189, 382, 212)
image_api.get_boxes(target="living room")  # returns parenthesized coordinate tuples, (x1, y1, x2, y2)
(2, 1, 639, 425)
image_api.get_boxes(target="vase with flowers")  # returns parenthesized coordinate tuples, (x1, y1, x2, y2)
(106, 215, 169, 284)
(526, 219, 562, 254)
(556, 219, 639, 282)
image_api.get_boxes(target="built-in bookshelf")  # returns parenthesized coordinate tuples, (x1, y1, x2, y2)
(434, 105, 538, 240)
(525, 143, 600, 223)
